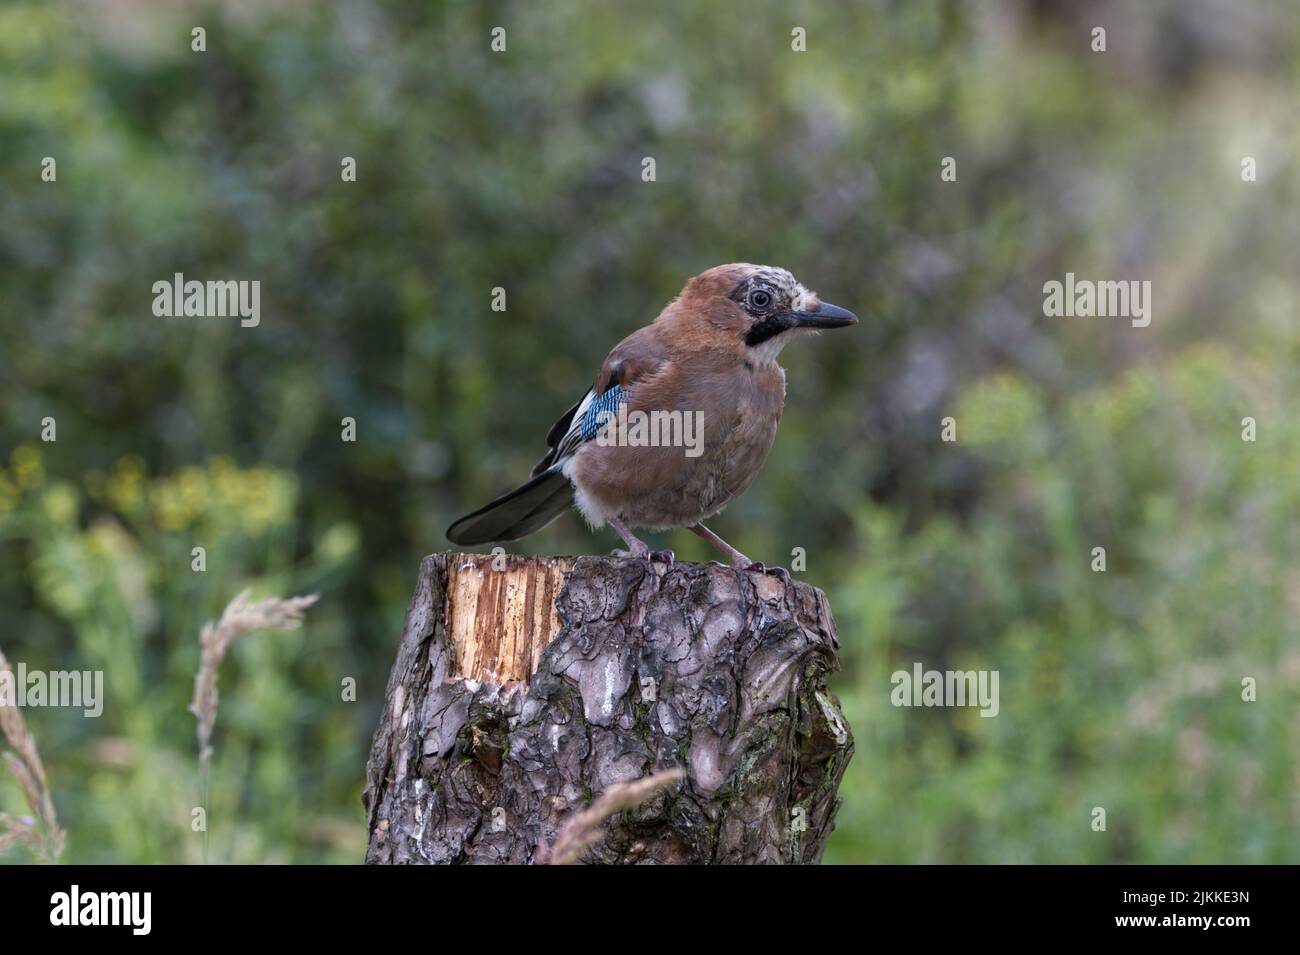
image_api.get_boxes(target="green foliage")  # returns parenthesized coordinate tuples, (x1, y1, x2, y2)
(0, 446, 359, 862)
(827, 341, 1300, 863)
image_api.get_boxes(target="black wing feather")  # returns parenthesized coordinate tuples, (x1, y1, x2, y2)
(531, 393, 589, 477)
(446, 469, 574, 545)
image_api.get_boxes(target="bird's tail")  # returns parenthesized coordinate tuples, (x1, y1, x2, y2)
(446, 467, 574, 545)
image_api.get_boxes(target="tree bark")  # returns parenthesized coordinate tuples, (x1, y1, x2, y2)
(362, 552, 853, 864)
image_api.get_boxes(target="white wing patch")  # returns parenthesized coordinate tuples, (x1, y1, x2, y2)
(550, 388, 597, 464)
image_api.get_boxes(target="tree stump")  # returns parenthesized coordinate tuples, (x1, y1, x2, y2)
(362, 552, 854, 864)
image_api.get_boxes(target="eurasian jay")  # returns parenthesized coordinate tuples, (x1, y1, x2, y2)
(446, 263, 857, 573)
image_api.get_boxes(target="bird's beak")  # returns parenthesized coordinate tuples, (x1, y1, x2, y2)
(790, 302, 858, 329)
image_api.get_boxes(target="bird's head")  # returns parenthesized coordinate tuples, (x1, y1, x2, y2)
(676, 263, 858, 364)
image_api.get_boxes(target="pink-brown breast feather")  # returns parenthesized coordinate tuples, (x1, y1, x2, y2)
(572, 346, 786, 527)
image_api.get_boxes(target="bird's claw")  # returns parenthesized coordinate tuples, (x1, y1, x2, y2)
(741, 561, 790, 582)
(611, 546, 674, 565)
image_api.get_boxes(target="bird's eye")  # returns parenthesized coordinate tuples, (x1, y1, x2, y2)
(748, 289, 772, 310)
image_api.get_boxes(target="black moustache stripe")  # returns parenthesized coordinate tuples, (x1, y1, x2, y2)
(745, 314, 789, 347)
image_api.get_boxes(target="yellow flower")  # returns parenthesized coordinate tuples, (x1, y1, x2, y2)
(41, 482, 80, 525)
(107, 455, 147, 514)
(113, 454, 146, 483)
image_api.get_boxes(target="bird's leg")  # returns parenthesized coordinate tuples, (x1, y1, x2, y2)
(607, 514, 648, 558)
(689, 523, 788, 580)
(607, 515, 674, 564)
(689, 523, 751, 569)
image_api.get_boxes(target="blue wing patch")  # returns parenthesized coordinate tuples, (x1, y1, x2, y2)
(579, 386, 627, 441)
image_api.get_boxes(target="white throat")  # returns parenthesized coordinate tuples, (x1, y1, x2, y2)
(747, 335, 789, 365)
(748, 326, 816, 366)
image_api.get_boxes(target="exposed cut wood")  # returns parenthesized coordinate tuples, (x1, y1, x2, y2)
(444, 554, 573, 683)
